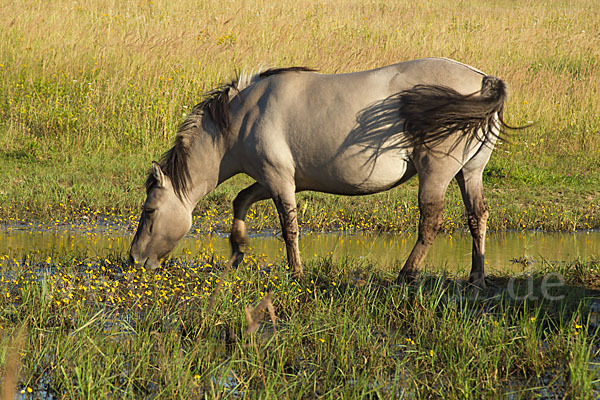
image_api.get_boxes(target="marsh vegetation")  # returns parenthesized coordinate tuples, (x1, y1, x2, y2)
(1, 246, 599, 398)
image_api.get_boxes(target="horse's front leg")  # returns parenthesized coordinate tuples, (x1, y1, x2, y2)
(455, 170, 489, 288)
(271, 188, 303, 278)
(230, 183, 271, 266)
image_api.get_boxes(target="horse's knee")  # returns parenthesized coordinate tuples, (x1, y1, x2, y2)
(467, 205, 489, 237)
(480, 208, 489, 225)
(283, 223, 298, 241)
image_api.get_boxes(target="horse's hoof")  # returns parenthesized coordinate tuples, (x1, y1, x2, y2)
(290, 266, 304, 280)
(291, 272, 304, 280)
(396, 270, 418, 285)
(468, 275, 487, 290)
(232, 252, 244, 268)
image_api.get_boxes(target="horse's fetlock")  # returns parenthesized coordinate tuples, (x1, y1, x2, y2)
(230, 219, 249, 249)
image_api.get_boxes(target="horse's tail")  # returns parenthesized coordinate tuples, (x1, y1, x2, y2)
(398, 76, 511, 147)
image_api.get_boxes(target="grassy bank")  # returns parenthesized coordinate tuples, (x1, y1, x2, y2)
(2, 175, 598, 234)
(1, 0, 599, 231)
(0, 251, 599, 398)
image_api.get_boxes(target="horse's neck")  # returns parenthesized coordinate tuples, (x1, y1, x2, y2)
(185, 129, 237, 206)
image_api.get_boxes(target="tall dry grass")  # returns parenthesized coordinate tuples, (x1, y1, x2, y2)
(0, 0, 598, 218)
(2, 0, 599, 150)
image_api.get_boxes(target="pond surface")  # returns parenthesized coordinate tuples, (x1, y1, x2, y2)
(1, 226, 598, 273)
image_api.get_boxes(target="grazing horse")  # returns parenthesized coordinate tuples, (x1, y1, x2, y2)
(129, 57, 512, 288)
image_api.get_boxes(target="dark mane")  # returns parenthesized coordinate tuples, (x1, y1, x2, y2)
(145, 134, 192, 199)
(258, 66, 316, 79)
(145, 66, 314, 200)
(194, 81, 238, 135)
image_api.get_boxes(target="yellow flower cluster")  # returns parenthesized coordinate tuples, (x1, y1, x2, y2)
(0, 247, 309, 312)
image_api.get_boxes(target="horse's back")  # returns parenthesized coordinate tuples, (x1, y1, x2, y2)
(244, 57, 487, 134)
(289, 57, 486, 97)
(233, 58, 490, 194)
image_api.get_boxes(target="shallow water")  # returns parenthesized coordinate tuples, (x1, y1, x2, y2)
(2, 226, 599, 400)
(1, 226, 598, 273)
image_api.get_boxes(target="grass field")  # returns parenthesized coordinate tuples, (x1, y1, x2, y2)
(1, 0, 600, 398)
(0, 0, 599, 230)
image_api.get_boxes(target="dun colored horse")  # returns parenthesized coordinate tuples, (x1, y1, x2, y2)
(129, 58, 513, 288)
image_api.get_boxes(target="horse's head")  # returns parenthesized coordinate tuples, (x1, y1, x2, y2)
(129, 162, 192, 269)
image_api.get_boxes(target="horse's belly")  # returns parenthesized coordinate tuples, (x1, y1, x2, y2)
(296, 151, 413, 195)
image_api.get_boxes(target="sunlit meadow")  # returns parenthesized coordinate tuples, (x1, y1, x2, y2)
(1, 0, 600, 398)
(0, 0, 599, 227)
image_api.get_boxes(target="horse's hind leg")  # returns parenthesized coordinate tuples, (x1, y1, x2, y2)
(230, 183, 271, 265)
(455, 169, 489, 288)
(397, 177, 448, 283)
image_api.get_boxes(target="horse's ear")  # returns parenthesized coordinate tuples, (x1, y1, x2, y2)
(151, 161, 165, 187)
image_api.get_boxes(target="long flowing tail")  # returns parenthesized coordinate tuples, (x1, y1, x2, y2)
(398, 76, 510, 147)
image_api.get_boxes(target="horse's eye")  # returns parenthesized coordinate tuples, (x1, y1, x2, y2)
(145, 208, 155, 216)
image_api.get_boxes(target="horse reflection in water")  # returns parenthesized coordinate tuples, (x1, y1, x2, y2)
(129, 57, 514, 288)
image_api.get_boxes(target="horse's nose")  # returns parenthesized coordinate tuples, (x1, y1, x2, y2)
(128, 254, 136, 265)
